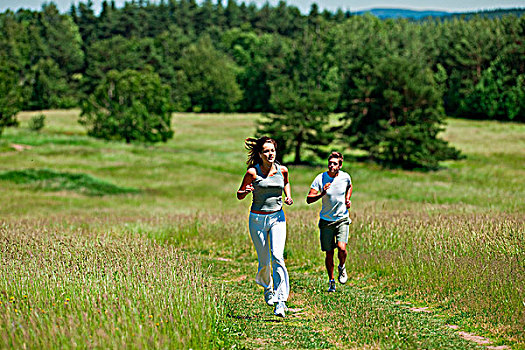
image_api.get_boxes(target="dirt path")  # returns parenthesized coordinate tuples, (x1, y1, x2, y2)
(207, 256, 490, 349)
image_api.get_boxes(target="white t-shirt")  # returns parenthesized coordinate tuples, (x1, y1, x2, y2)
(310, 171, 352, 222)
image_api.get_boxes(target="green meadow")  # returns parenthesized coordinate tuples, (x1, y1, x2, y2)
(1, 110, 524, 349)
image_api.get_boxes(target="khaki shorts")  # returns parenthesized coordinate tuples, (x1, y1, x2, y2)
(319, 217, 350, 252)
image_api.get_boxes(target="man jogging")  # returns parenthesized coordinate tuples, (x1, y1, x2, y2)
(306, 152, 352, 292)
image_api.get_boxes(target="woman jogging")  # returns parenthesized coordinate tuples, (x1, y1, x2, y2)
(236, 136, 293, 318)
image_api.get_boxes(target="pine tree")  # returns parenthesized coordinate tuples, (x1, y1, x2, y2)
(340, 55, 461, 170)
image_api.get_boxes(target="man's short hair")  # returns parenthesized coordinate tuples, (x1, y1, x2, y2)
(328, 151, 343, 166)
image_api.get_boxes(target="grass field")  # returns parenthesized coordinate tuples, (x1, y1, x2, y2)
(1, 110, 524, 349)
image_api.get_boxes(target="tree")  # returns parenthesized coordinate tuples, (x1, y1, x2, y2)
(96, 0, 119, 40)
(221, 28, 291, 112)
(339, 55, 461, 170)
(0, 59, 22, 136)
(449, 16, 524, 121)
(80, 68, 174, 143)
(73, 0, 98, 47)
(154, 25, 192, 110)
(39, 3, 84, 75)
(83, 35, 162, 93)
(462, 58, 524, 121)
(28, 58, 73, 109)
(225, 0, 242, 28)
(439, 17, 507, 116)
(258, 28, 339, 164)
(0, 10, 46, 112)
(176, 36, 241, 112)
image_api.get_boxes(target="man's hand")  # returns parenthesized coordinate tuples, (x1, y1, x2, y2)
(345, 199, 351, 209)
(284, 197, 294, 205)
(322, 182, 331, 194)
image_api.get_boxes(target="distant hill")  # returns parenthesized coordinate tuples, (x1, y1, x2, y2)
(355, 7, 524, 20)
(448, 8, 525, 19)
(355, 8, 450, 19)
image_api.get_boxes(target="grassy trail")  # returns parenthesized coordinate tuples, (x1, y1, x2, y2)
(205, 255, 482, 349)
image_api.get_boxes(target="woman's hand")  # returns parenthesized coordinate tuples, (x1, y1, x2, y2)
(243, 184, 254, 193)
(237, 170, 256, 200)
(284, 197, 293, 205)
(237, 184, 254, 198)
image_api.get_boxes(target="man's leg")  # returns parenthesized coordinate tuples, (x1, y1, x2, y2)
(320, 219, 337, 292)
(335, 218, 350, 284)
(325, 249, 335, 281)
(325, 250, 336, 292)
(336, 241, 348, 284)
(337, 241, 347, 267)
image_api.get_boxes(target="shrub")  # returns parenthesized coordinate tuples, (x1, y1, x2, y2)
(28, 114, 46, 132)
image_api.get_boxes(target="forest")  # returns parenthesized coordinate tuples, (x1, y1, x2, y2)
(0, 1, 523, 167)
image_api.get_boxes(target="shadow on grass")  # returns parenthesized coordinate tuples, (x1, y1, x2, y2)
(227, 313, 253, 320)
(0, 168, 139, 196)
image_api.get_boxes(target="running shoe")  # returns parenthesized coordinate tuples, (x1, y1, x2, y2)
(264, 288, 274, 306)
(338, 264, 348, 284)
(274, 301, 286, 317)
(328, 279, 336, 292)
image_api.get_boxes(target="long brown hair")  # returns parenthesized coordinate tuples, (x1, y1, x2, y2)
(244, 136, 277, 169)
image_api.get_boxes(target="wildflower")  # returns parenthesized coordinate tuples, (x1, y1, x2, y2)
(156, 323, 159, 326)
(148, 315, 153, 319)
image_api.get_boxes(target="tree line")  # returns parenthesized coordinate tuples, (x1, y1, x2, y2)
(0, 1, 523, 169)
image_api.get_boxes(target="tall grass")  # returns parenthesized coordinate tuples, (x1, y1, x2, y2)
(1, 110, 524, 347)
(0, 220, 226, 348)
(343, 212, 524, 337)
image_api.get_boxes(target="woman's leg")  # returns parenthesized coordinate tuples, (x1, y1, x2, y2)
(268, 210, 289, 302)
(248, 213, 272, 289)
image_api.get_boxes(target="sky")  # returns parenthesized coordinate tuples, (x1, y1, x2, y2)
(0, 0, 524, 14)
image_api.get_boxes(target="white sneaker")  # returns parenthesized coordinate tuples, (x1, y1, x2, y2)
(327, 279, 336, 292)
(264, 288, 274, 306)
(274, 301, 286, 317)
(338, 265, 348, 284)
